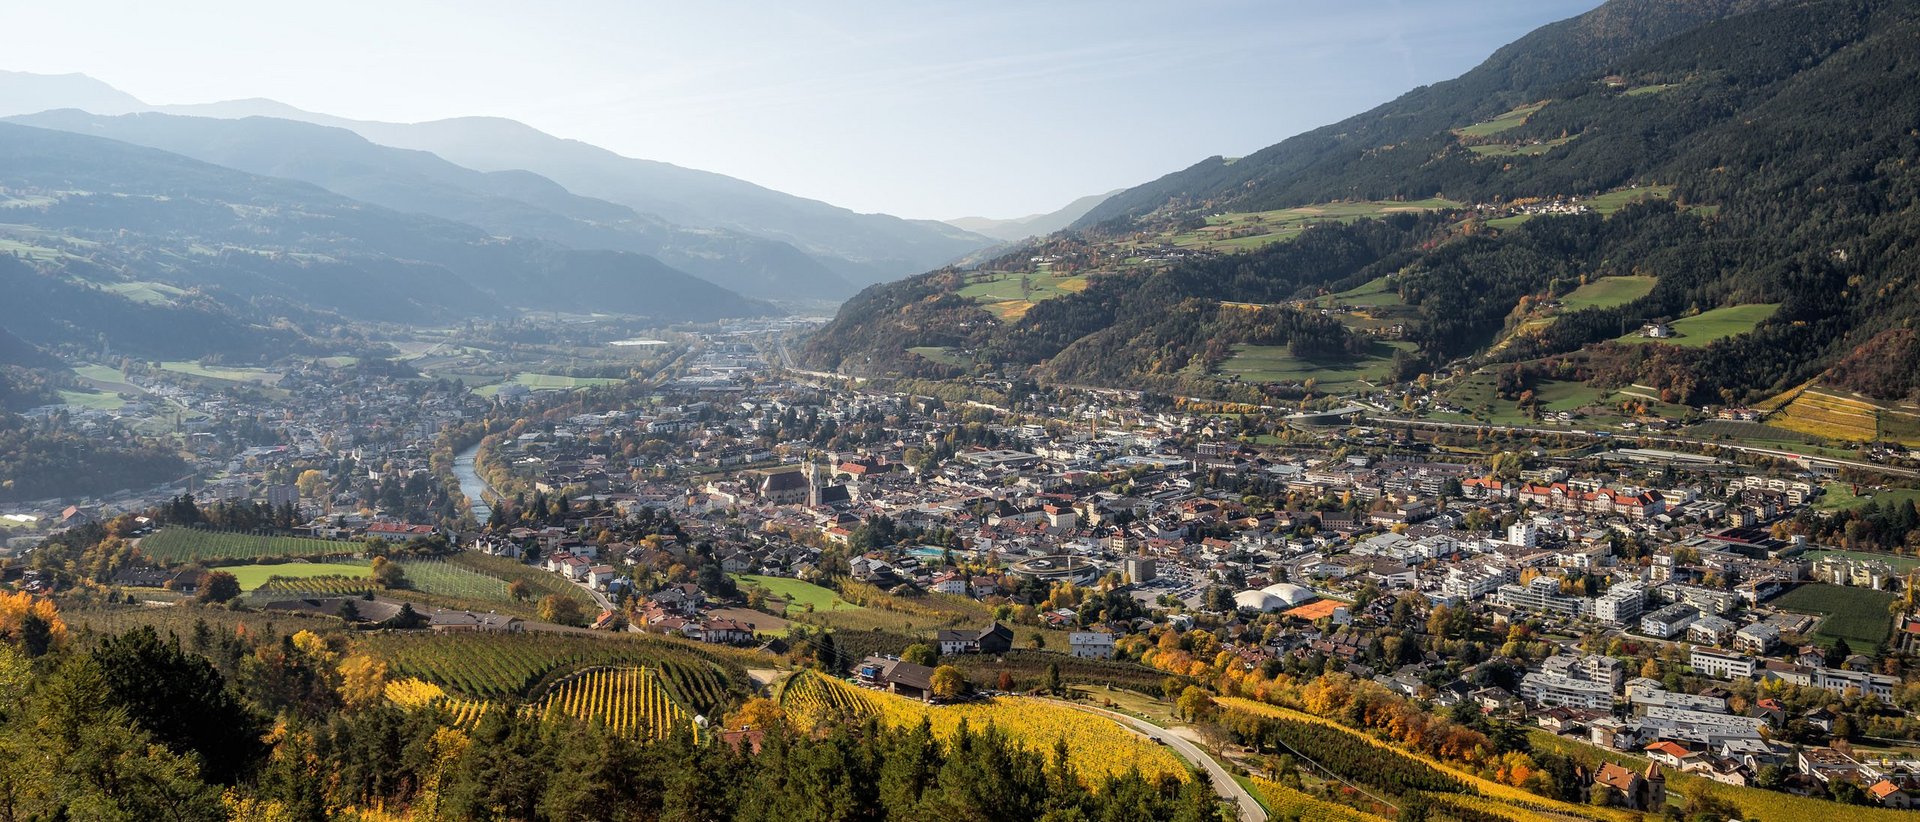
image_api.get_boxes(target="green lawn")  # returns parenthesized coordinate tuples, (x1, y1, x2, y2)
(102, 281, 189, 306)
(1773, 583, 1895, 651)
(1800, 549, 1920, 572)
(1467, 135, 1577, 157)
(222, 561, 371, 592)
(1815, 482, 1920, 512)
(1585, 185, 1674, 215)
(733, 574, 860, 616)
(1559, 276, 1657, 311)
(1168, 199, 1459, 254)
(907, 346, 970, 367)
(955, 271, 1089, 321)
(474, 373, 623, 396)
(1623, 83, 1679, 97)
(1614, 304, 1779, 348)
(1328, 275, 1404, 307)
(1453, 102, 1547, 137)
(58, 389, 125, 410)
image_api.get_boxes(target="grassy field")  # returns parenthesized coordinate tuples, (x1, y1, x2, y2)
(58, 389, 126, 410)
(1799, 549, 1920, 572)
(1216, 340, 1413, 391)
(1814, 482, 1920, 512)
(1453, 102, 1547, 137)
(473, 373, 624, 397)
(448, 552, 595, 607)
(1613, 304, 1779, 348)
(1623, 83, 1679, 96)
(955, 271, 1089, 322)
(1773, 583, 1895, 651)
(1467, 135, 1578, 157)
(138, 528, 360, 565)
(1327, 275, 1404, 307)
(906, 346, 970, 367)
(222, 560, 370, 591)
(733, 574, 860, 616)
(1168, 199, 1459, 254)
(158, 360, 284, 385)
(102, 281, 189, 306)
(1559, 276, 1657, 311)
(1584, 185, 1674, 215)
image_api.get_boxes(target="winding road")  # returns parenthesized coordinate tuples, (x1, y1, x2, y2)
(1044, 699, 1267, 821)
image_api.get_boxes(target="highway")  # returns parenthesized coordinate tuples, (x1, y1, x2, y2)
(1044, 699, 1267, 821)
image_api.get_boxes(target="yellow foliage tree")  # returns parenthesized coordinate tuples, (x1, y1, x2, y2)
(338, 654, 391, 711)
(0, 591, 66, 653)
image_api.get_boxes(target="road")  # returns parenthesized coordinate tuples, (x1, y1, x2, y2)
(1362, 414, 1920, 479)
(1045, 699, 1267, 822)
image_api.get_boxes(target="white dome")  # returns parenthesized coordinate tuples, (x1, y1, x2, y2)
(1259, 582, 1315, 607)
(1233, 590, 1284, 612)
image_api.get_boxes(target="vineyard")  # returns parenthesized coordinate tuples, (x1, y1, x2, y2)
(446, 552, 594, 606)
(397, 558, 515, 603)
(361, 632, 742, 715)
(1251, 778, 1392, 822)
(778, 670, 1187, 785)
(249, 575, 374, 600)
(138, 527, 359, 565)
(1767, 390, 1880, 442)
(1218, 699, 1634, 822)
(537, 667, 699, 739)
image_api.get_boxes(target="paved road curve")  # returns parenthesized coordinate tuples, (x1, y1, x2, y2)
(1043, 699, 1267, 822)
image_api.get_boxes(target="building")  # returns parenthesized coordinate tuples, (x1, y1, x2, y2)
(1493, 576, 1587, 616)
(936, 622, 1015, 656)
(1640, 603, 1698, 638)
(1813, 667, 1898, 703)
(855, 656, 936, 701)
(1593, 762, 1666, 811)
(1733, 622, 1780, 654)
(1521, 655, 1623, 710)
(1507, 522, 1537, 548)
(1689, 647, 1757, 680)
(1069, 630, 1117, 659)
(1595, 582, 1647, 625)
(1123, 555, 1157, 584)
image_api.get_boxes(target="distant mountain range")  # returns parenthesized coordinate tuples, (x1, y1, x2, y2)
(945, 191, 1120, 242)
(0, 70, 998, 300)
(806, 0, 1920, 411)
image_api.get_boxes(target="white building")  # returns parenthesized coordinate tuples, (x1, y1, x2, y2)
(1690, 647, 1757, 680)
(1069, 631, 1117, 660)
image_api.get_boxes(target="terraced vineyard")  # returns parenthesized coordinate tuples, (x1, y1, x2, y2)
(1768, 389, 1880, 442)
(447, 552, 594, 606)
(139, 528, 359, 565)
(1251, 778, 1391, 822)
(779, 670, 1186, 785)
(538, 667, 699, 740)
(397, 558, 514, 602)
(361, 632, 741, 715)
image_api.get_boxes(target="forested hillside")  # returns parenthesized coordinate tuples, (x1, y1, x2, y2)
(804, 0, 1920, 407)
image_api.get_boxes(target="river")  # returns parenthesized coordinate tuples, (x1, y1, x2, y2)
(452, 442, 493, 525)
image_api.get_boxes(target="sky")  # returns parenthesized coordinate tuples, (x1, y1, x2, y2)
(1, 0, 1605, 221)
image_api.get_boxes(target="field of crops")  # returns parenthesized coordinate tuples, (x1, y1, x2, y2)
(225, 561, 369, 591)
(778, 670, 1186, 785)
(1768, 390, 1880, 442)
(139, 528, 359, 565)
(249, 575, 374, 600)
(947, 650, 1172, 696)
(447, 552, 593, 606)
(398, 558, 514, 602)
(361, 632, 741, 715)
(1773, 583, 1895, 651)
(538, 667, 699, 740)
(1251, 779, 1391, 822)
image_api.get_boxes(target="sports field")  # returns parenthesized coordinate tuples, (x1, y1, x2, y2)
(1773, 583, 1895, 651)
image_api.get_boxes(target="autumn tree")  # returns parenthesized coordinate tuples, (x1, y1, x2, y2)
(931, 665, 967, 700)
(197, 571, 241, 604)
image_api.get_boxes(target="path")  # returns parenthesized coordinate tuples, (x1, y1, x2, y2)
(1043, 698, 1267, 822)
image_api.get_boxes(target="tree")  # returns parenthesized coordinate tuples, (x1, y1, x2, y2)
(371, 556, 409, 590)
(538, 594, 587, 627)
(507, 579, 532, 602)
(722, 696, 788, 731)
(1832, 637, 1853, 660)
(90, 626, 266, 784)
(930, 665, 967, 700)
(336, 654, 389, 711)
(197, 571, 241, 604)
(295, 469, 327, 499)
(997, 670, 1015, 692)
(902, 644, 938, 667)
(1046, 661, 1063, 696)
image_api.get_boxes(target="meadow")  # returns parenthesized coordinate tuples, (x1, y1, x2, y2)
(1773, 583, 1895, 650)
(475, 373, 623, 396)
(158, 360, 284, 385)
(1813, 482, 1920, 513)
(1452, 102, 1547, 138)
(1169, 199, 1458, 254)
(732, 574, 860, 616)
(955, 270, 1089, 321)
(1557, 276, 1657, 311)
(1216, 340, 1414, 391)
(222, 560, 369, 591)
(1612, 303, 1779, 348)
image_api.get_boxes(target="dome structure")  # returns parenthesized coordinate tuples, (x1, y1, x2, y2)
(1259, 582, 1316, 607)
(1232, 590, 1284, 612)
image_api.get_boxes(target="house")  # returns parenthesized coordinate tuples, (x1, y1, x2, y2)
(936, 622, 1015, 655)
(429, 610, 524, 633)
(1069, 630, 1116, 659)
(1592, 762, 1666, 810)
(1644, 741, 1702, 770)
(366, 521, 438, 541)
(1869, 779, 1914, 809)
(929, 573, 969, 595)
(1641, 322, 1674, 339)
(855, 655, 937, 701)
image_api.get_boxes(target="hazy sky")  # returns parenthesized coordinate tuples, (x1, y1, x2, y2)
(2, 0, 1603, 220)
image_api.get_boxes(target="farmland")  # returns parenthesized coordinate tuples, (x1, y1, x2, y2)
(955, 270, 1089, 322)
(1763, 388, 1920, 445)
(1813, 482, 1920, 513)
(1558, 276, 1657, 311)
(1613, 303, 1779, 348)
(474, 373, 623, 396)
(221, 560, 369, 591)
(448, 551, 594, 607)
(1215, 340, 1415, 391)
(1453, 102, 1547, 137)
(733, 574, 860, 616)
(361, 631, 744, 715)
(778, 670, 1187, 785)
(1168, 199, 1458, 254)
(538, 667, 700, 740)
(137, 528, 360, 565)
(396, 557, 516, 603)
(157, 360, 284, 385)
(1773, 583, 1895, 651)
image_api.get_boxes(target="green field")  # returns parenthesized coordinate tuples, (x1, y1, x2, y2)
(1467, 135, 1578, 157)
(1623, 83, 1679, 97)
(158, 360, 283, 385)
(448, 551, 595, 607)
(1216, 340, 1414, 390)
(1815, 482, 1920, 513)
(1614, 304, 1779, 348)
(955, 271, 1089, 321)
(58, 389, 126, 410)
(906, 346, 970, 367)
(1327, 275, 1404, 307)
(102, 281, 189, 306)
(474, 372, 623, 396)
(1584, 185, 1675, 215)
(1799, 549, 1920, 573)
(138, 528, 360, 565)
(1559, 276, 1657, 311)
(1168, 199, 1459, 254)
(1773, 583, 1895, 651)
(1453, 102, 1547, 137)
(733, 574, 860, 616)
(222, 561, 371, 591)
(398, 557, 518, 603)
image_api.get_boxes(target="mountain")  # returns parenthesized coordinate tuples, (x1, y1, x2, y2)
(804, 0, 1920, 411)
(0, 121, 770, 357)
(5, 109, 854, 301)
(945, 191, 1121, 242)
(0, 70, 144, 118)
(154, 99, 995, 287)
